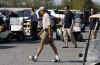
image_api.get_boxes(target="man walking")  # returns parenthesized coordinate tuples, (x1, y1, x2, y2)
(29, 6, 60, 62)
(63, 5, 77, 48)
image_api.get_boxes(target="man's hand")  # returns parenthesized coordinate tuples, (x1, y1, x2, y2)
(71, 19, 75, 31)
(48, 35, 52, 40)
(48, 34, 52, 43)
(37, 32, 40, 36)
(37, 29, 44, 36)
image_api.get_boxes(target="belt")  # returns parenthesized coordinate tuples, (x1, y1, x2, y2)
(44, 29, 53, 32)
(44, 29, 48, 32)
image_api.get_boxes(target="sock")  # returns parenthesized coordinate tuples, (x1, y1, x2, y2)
(55, 55, 60, 60)
(34, 56, 38, 59)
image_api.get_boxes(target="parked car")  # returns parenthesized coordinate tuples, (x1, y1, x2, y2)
(0, 9, 32, 41)
(8, 10, 33, 40)
(16, 10, 31, 20)
(48, 9, 65, 20)
(0, 12, 12, 41)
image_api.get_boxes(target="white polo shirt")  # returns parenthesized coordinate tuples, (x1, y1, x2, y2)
(42, 13, 51, 29)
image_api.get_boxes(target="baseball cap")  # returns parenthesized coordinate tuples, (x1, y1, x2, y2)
(38, 6, 46, 11)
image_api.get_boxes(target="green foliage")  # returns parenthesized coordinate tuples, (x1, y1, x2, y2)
(0, 0, 100, 10)
(61, 0, 69, 7)
(72, 0, 85, 10)
(0, 0, 54, 8)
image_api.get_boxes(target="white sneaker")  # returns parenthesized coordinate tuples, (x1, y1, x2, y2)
(90, 63, 96, 65)
(29, 56, 37, 62)
(50, 58, 60, 62)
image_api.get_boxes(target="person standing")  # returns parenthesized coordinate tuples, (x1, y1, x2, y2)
(63, 5, 77, 48)
(89, 8, 99, 40)
(29, 6, 60, 62)
(31, 8, 38, 40)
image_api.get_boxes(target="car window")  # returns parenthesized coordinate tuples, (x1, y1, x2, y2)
(47, 11, 51, 15)
(54, 10, 64, 14)
(16, 10, 31, 17)
(23, 10, 31, 17)
(16, 11, 23, 17)
(0, 10, 10, 17)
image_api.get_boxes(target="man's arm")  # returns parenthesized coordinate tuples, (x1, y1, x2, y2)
(72, 19, 75, 25)
(72, 12, 75, 25)
(71, 12, 75, 30)
(37, 29, 44, 36)
(70, 19, 75, 31)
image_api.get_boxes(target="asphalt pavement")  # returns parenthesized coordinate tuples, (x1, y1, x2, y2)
(0, 29, 99, 65)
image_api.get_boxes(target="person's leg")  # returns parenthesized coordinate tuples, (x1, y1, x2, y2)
(33, 32, 47, 60)
(90, 22, 97, 40)
(49, 39, 60, 61)
(90, 30, 95, 40)
(94, 29, 98, 39)
(49, 40, 58, 55)
(67, 29, 77, 48)
(93, 22, 99, 39)
(35, 39, 45, 57)
(92, 29, 98, 40)
(63, 29, 69, 47)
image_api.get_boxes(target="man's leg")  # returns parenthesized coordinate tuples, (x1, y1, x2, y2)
(49, 39, 60, 61)
(63, 29, 69, 47)
(32, 32, 47, 61)
(35, 39, 45, 57)
(49, 41, 58, 55)
(67, 29, 77, 48)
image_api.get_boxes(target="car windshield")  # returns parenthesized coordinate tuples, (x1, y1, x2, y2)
(0, 10, 10, 16)
(47, 11, 53, 16)
(47, 11, 51, 15)
(16, 10, 31, 17)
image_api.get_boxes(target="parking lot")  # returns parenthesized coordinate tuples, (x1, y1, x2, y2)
(0, 7, 100, 65)
(0, 30, 91, 65)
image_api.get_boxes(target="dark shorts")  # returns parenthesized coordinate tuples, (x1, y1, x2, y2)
(64, 23, 71, 28)
(89, 22, 100, 30)
(89, 21, 96, 30)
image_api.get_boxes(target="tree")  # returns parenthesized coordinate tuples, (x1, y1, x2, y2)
(31, 0, 53, 8)
(0, 0, 54, 8)
(61, 0, 70, 8)
(72, 0, 85, 10)
(85, 0, 93, 9)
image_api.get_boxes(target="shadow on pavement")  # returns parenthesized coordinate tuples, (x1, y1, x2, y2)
(62, 60, 83, 63)
(0, 40, 41, 44)
(31, 59, 83, 64)
(0, 46, 16, 49)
